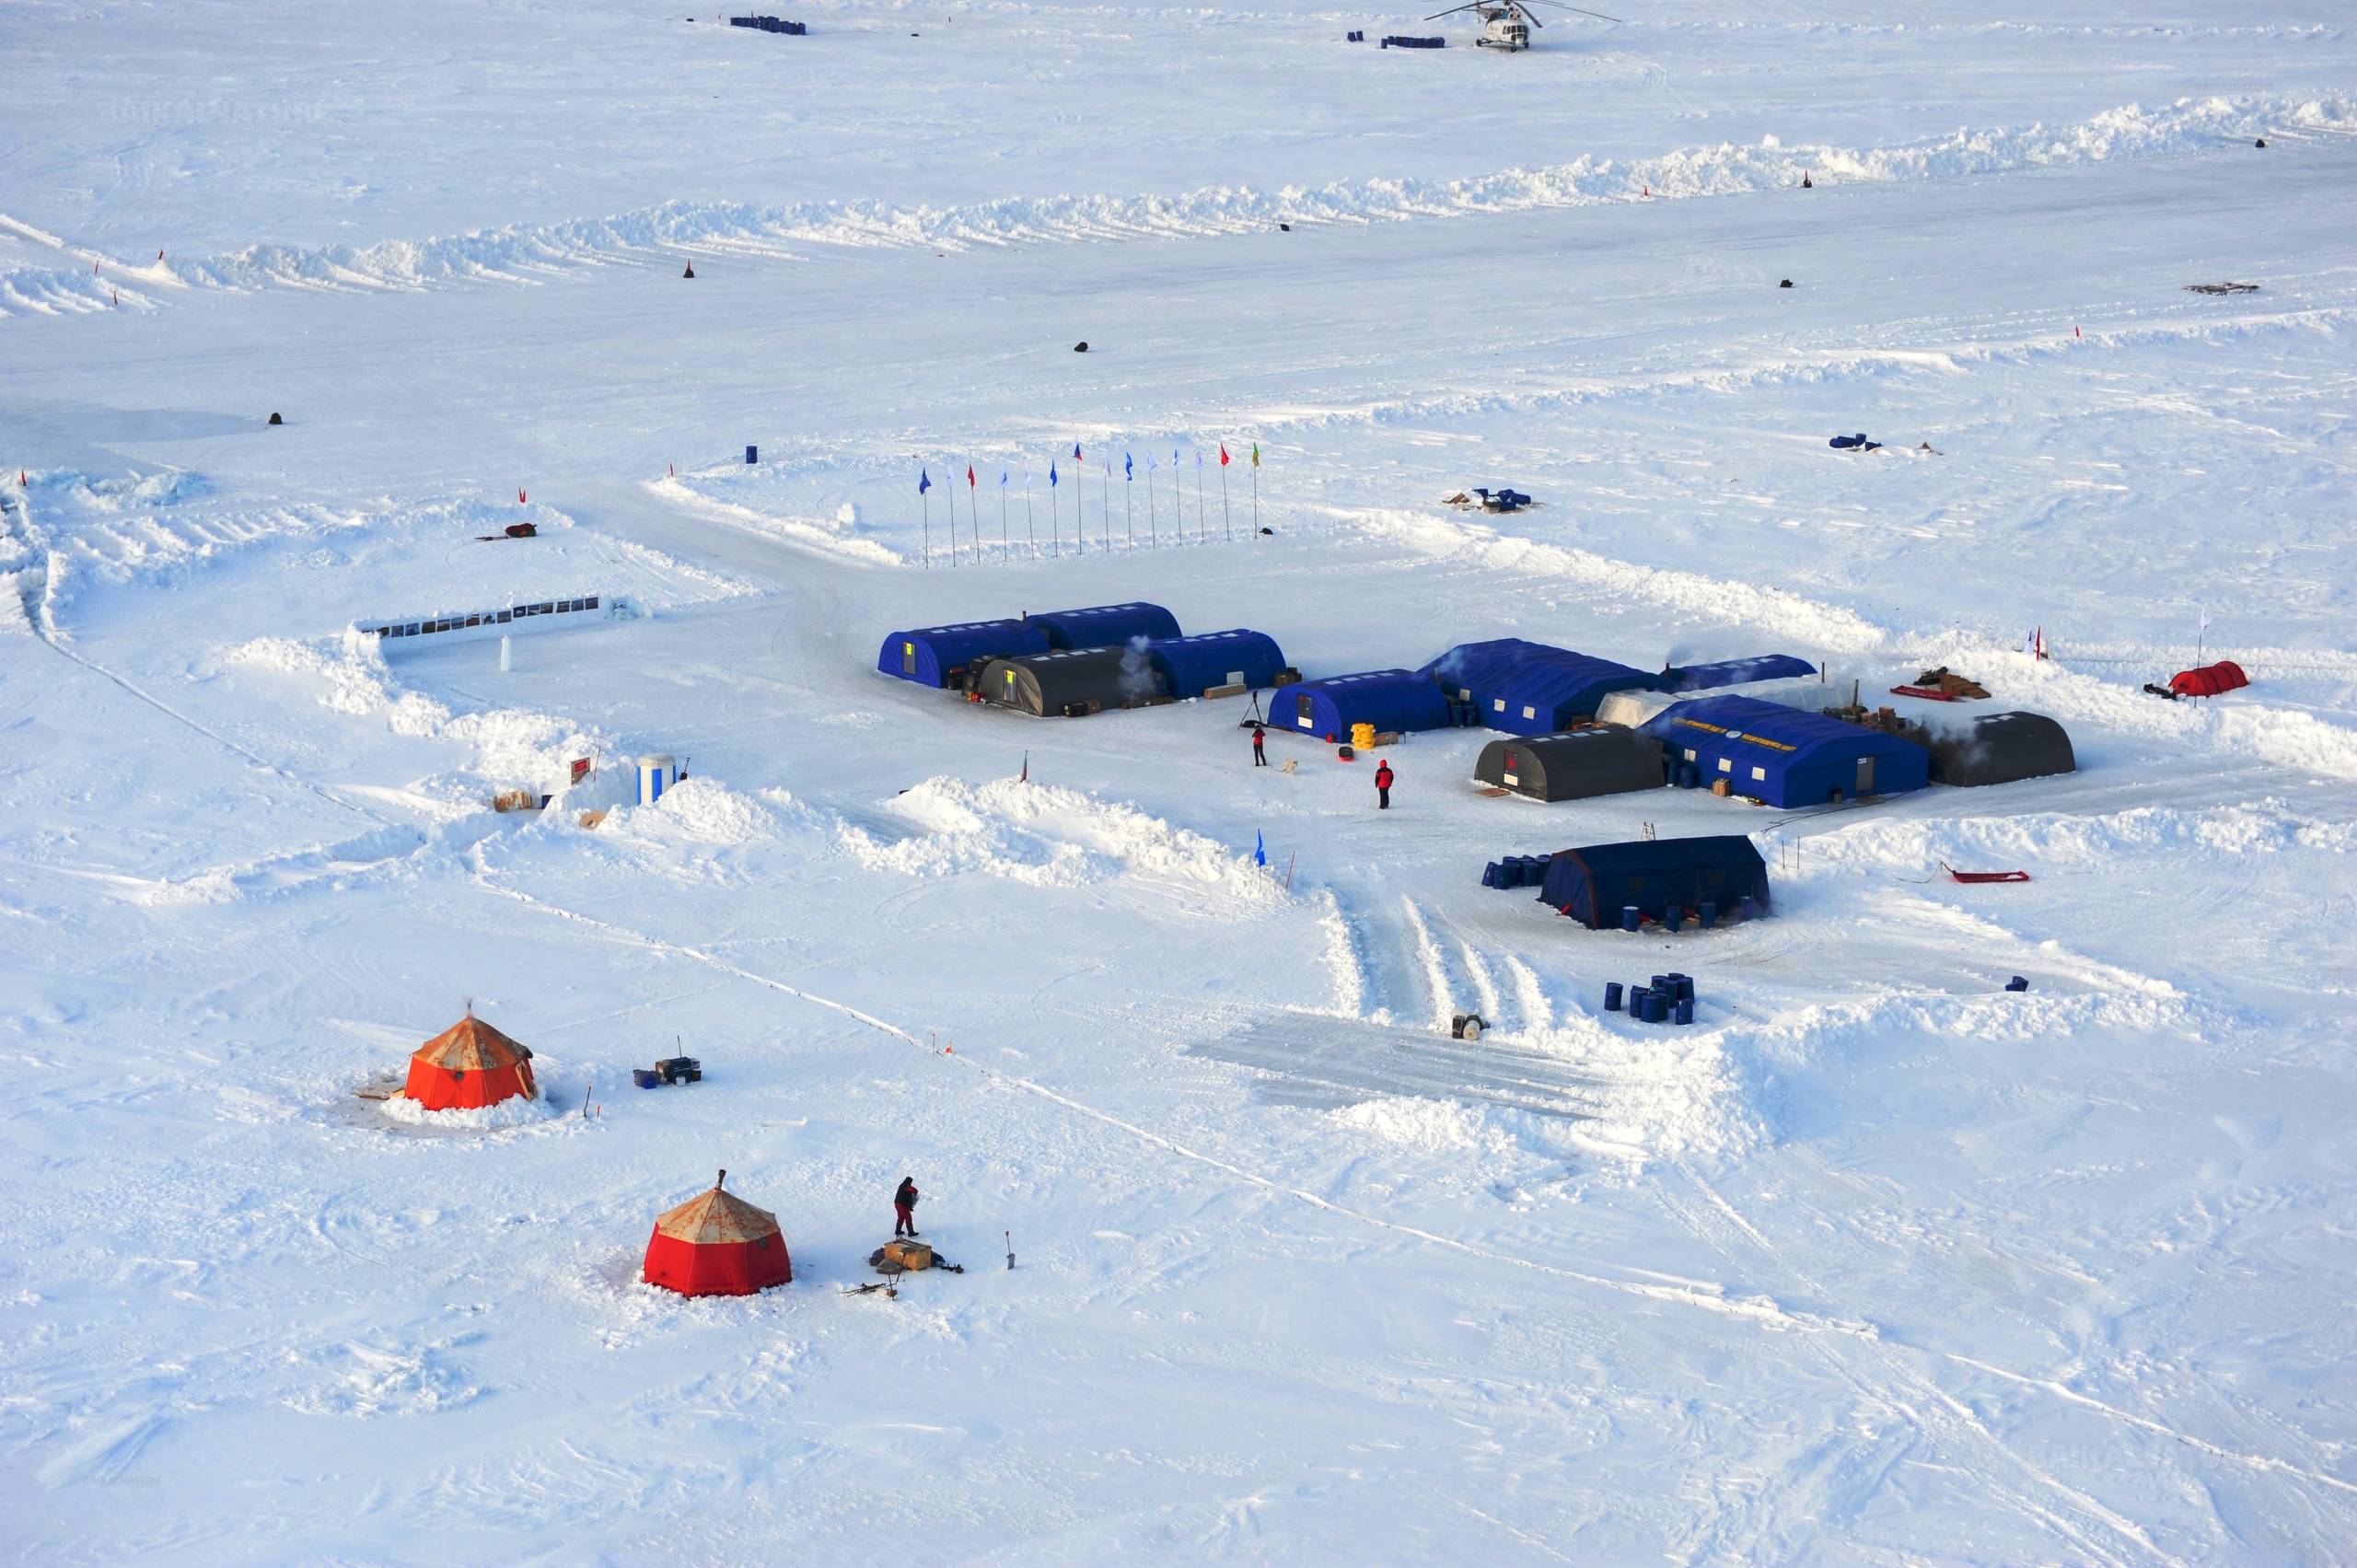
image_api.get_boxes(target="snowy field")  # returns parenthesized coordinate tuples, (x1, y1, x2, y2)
(4, 0, 2356, 1560)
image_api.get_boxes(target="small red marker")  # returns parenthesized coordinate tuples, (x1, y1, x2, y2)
(517, 487, 528, 504)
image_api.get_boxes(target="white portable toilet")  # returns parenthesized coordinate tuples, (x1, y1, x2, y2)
(636, 753, 679, 805)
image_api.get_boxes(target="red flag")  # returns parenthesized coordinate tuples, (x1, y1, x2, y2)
(518, 488, 528, 504)
(570, 758, 592, 784)
(1219, 445, 1230, 467)
(967, 465, 976, 488)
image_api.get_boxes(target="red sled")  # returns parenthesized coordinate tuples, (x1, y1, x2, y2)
(1942, 861, 2029, 884)
(1889, 684, 1962, 702)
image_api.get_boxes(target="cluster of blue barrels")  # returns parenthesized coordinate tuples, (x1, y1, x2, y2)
(1382, 34, 1446, 48)
(729, 15, 807, 34)
(1606, 973, 1697, 1026)
(1480, 854, 1550, 889)
(1345, 29, 1367, 41)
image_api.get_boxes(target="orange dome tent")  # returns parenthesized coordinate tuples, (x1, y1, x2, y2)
(644, 1170, 792, 1297)
(402, 1011, 538, 1111)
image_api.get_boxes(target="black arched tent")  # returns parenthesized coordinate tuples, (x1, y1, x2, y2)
(981, 647, 1167, 716)
(1923, 711, 2075, 787)
(1477, 729, 1665, 802)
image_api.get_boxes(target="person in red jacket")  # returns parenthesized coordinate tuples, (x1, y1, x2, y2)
(894, 1176, 920, 1237)
(1375, 758, 1394, 809)
(1251, 726, 1267, 767)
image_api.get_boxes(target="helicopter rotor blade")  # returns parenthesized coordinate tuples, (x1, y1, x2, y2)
(1422, 2, 1488, 17)
(1524, 0, 1625, 17)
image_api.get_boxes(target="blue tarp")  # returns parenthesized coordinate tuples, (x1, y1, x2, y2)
(1144, 629, 1287, 696)
(1029, 602, 1182, 650)
(1535, 836, 1771, 929)
(1666, 655, 1817, 691)
(877, 619, 1051, 687)
(1640, 694, 1931, 807)
(1275, 669, 1454, 738)
(1420, 638, 1663, 735)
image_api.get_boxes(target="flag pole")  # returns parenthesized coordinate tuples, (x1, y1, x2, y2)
(922, 486, 932, 569)
(1249, 442, 1260, 538)
(1220, 450, 1231, 541)
(1024, 472, 1035, 557)
(1000, 474, 1008, 552)
(1195, 453, 1206, 544)
(1147, 462, 1157, 548)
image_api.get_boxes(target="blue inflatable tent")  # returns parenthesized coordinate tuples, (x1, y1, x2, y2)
(878, 618, 1051, 687)
(1535, 835, 1771, 929)
(1421, 638, 1662, 735)
(1641, 694, 1931, 807)
(1145, 629, 1287, 697)
(1666, 655, 1817, 691)
(1275, 669, 1454, 739)
(1029, 602, 1182, 651)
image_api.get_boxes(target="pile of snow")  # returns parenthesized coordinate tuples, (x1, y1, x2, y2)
(380, 1090, 562, 1130)
(845, 776, 1280, 901)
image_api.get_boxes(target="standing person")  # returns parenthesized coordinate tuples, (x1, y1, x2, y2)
(1374, 757, 1395, 810)
(893, 1176, 920, 1238)
(1251, 726, 1267, 767)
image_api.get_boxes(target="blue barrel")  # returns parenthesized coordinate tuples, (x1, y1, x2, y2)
(1630, 989, 1650, 1022)
(1604, 981, 1623, 1012)
(1670, 973, 1692, 1002)
(746, 444, 760, 464)
(1521, 854, 1546, 884)
(2006, 975, 2029, 993)
(1481, 861, 1498, 888)
(1699, 900, 1715, 929)
(1622, 905, 1640, 932)
(1664, 906, 1683, 932)
(1681, 762, 1700, 788)
(1674, 996, 1694, 1026)
(1645, 991, 1666, 1024)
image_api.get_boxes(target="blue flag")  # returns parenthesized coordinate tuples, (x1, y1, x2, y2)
(919, 468, 932, 494)
(1254, 830, 1267, 867)
(1050, 460, 1059, 487)
(1000, 470, 1007, 487)
(1124, 452, 1133, 480)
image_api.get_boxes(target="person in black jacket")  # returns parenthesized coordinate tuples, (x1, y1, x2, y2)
(894, 1177, 921, 1237)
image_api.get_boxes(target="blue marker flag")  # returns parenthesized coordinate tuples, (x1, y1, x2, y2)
(1254, 830, 1267, 867)
(999, 470, 1007, 487)
(1124, 452, 1133, 480)
(919, 468, 932, 494)
(1050, 460, 1059, 487)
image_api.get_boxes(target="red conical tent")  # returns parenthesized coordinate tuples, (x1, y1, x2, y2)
(402, 1012, 538, 1111)
(643, 1171, 792, 1297)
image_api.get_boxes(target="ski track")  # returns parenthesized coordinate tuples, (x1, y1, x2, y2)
(459, 869, 2357, 1533)
(4, 92, 2349, 319)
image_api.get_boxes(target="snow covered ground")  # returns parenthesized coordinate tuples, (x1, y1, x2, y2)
(4, 0, 2355, 1560)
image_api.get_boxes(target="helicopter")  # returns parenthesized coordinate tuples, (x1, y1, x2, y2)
(1422, 0, 1621, 52)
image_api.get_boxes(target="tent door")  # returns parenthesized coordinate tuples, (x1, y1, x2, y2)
(1855, 758, 1875, 795)
(902, 642, 917, 675)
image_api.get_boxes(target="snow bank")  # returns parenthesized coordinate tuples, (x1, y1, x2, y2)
(380, 1090, 562, 1130)
(843, 776, 1279, 901)
(11, 94, 2346, 318)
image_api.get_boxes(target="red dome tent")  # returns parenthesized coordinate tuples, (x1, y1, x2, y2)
(643, 1171, 792, 1297)
(403, 1011, 538, 1111)
(2170, 660, 2248, 698)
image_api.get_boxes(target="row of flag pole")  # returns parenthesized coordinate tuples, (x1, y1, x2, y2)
(916, 442, 1260, 568)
